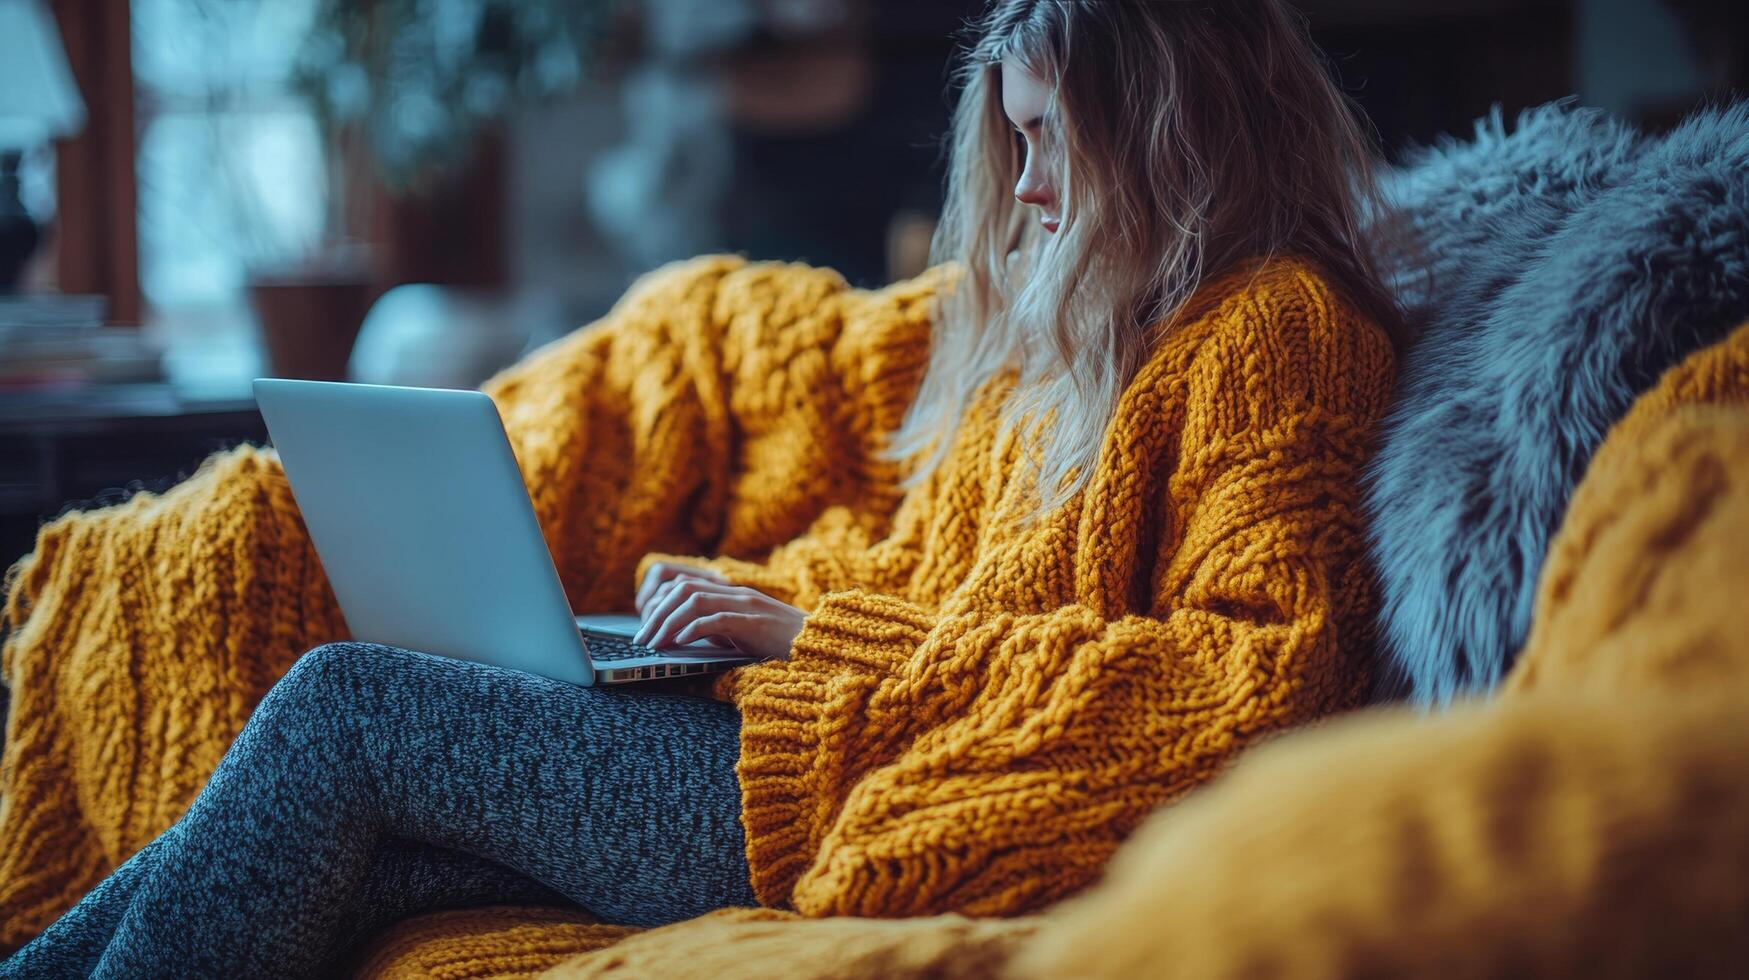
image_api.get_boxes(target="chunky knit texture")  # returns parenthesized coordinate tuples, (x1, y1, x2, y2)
(639, 253, 1399, 915)
(526, 320, 1749, 980)
(1503, 318, 1749, 698)
(353, 906, 634, 980)
(2, 253, 1393, 964)
(0, 254, 941, 951)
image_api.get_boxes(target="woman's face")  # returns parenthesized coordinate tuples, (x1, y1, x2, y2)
(1001, 58, 1060, 234)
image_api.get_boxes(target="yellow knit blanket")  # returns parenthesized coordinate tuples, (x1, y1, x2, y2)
(0, 255, 940, 955)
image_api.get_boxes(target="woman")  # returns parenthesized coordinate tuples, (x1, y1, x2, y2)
(5, 1, 1415, 975)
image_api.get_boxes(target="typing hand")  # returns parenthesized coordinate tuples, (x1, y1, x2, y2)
(634, 561, 728, 615)
(632, 564, 803, 662)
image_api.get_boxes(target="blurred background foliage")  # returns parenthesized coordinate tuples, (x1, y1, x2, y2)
(293, 0, 628, 189)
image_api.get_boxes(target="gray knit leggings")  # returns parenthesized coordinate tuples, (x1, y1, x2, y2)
(2, 642, 756, 979)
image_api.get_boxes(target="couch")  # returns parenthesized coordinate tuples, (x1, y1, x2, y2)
(5, 98, 1748, 978)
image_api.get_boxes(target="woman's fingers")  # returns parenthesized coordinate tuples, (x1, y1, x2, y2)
(629, 568, 805, 661)
(671, 607, 804, 662)
(634, 579, 756, 649)
(635, 578, 708, 645)
(634, 563, 686, 614)
(672, 612, 760, 651)
(634, 561, 725, 614)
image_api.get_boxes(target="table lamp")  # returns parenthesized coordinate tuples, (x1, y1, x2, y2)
(0, 0, 86, 292)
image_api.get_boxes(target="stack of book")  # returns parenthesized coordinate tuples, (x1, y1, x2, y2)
(0, 295, 164, 388)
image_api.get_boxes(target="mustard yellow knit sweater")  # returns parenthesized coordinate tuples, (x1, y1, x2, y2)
(640, 253, 1397, 917)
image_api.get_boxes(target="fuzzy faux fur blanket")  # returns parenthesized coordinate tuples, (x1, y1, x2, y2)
(1361, 98, 1749, 705)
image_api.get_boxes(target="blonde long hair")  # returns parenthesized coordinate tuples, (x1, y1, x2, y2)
(888, 0, 1421, 521)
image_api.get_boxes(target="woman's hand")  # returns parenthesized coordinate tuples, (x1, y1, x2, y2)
(634, 561, 728, 615)
(633, 563, 804, 661)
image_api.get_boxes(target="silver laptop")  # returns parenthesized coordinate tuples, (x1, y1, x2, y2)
(252, 378, 762, 686)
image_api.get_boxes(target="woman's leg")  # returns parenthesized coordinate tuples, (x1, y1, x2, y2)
(7, 831, 568, 978)
(2, 642, 753, 979)
(1, 833, 173, 979)
(331, 836, 575, 955)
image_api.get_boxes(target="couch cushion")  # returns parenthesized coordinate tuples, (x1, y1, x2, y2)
(1505, 320, 1749, 696)
(348, 906, 633, 979)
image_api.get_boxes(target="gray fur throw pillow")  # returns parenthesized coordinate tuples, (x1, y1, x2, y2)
(1361, 97, 1749, 707)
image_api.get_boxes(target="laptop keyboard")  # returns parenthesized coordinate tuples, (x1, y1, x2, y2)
(582, 634, 656, 662)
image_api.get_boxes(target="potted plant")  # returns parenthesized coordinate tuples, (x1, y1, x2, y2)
(246, 0, 626, 379)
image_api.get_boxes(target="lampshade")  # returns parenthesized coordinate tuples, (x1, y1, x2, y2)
(0, 0, 86, 150)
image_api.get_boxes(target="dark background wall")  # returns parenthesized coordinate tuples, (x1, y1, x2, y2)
(598, 0, 1733, 291)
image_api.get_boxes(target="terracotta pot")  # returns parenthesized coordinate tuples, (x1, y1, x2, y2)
(247, 274, 377, 381)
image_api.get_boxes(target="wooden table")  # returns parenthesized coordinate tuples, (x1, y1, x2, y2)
(0, 380, 267, 573)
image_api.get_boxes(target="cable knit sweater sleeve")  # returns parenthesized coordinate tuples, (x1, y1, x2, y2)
(719, 261, 1396, 918)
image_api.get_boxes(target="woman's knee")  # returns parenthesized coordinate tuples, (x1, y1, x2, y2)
(261, 642, 454, 723)
(280, 641, 375, 691)
(251, 642, 389, 736)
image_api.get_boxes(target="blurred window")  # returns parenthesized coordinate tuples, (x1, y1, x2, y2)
(132, 0, 327, 321)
